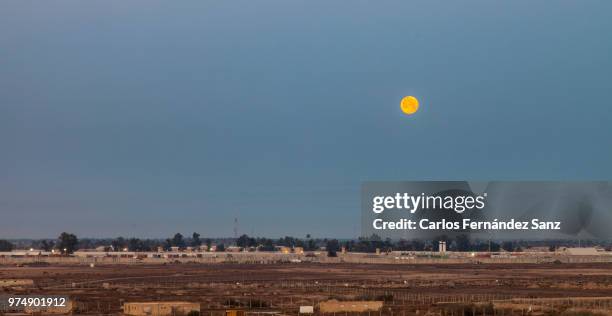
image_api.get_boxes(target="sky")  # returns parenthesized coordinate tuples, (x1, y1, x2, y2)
(1, 1, 612, 239)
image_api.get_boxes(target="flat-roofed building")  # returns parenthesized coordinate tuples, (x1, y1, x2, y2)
(563, 247, 601, 256)
(24, 299, 73, 315)
(0, 279, 34, 287)
(319, 300, 383, 313)
(123, 302, 200, 316)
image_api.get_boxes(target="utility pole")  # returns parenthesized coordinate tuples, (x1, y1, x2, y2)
(234, 217, 239, 239)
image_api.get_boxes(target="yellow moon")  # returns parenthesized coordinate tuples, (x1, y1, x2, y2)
(400, 96, 419, 115)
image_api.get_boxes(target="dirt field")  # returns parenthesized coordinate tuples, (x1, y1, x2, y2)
(2, 262, 612, 315)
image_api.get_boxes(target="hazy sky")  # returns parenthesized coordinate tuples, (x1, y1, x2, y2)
(1, 1, 612, 238)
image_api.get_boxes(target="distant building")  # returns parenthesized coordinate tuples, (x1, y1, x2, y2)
(562, 247, 601, 256)
(276, 246, 291, 254)
(438, 241, 447, 253)
(319, 300, 383, 313)
(524, 246, 550, 253)
(123, 302, 199, 316)
(226, 310, 245, 316)
(74, 251, 110, 258)
(300, 306, 314, 314)
(226, 246, 243, 252)
(24, 299, 73, 315)
(0, 279, 34, 287)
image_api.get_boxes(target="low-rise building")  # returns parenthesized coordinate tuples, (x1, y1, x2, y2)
(562, 247, 601, 256)
(299, 306, 314, 314)
(319, 300, 383, 313)
(0, 279, 34, 287)
(276, 246, 291, 254)
(24, 299, 73, 315)
(523, 246, 551, 253)
(123, 302, 200, 316)
(226, 246, 243, 252)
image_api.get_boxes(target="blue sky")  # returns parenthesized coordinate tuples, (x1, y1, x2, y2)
(1, 1, 611, 238)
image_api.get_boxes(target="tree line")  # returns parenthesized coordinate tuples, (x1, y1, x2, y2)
(1, 232, 609, 254)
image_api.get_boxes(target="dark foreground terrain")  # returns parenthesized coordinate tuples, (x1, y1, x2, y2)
(2, 262, 612, 315)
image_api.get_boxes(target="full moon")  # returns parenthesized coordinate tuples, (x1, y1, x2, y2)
(400, 96, 419, 115)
